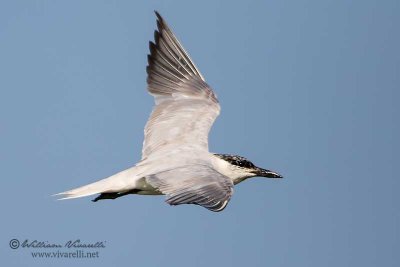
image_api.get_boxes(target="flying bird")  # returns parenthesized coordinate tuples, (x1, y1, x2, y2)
(55, 11, 282, 212)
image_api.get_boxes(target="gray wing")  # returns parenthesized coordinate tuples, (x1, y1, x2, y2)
(146, 165, 234, 212)
(143, 11, 220, 159)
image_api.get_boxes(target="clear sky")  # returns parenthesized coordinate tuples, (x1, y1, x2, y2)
(1, 1, 399, 266)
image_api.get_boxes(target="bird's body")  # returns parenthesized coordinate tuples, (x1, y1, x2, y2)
(55, 12, 282, 212)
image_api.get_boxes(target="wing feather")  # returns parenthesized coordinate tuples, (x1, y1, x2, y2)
(143, 12, 220, 158)
(146, 165, 233, 212)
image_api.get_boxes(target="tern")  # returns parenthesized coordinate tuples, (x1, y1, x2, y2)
(55, 11, 283, 212)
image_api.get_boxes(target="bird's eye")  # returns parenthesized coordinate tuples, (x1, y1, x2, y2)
(236, 160, 253, 168)
(244, 161, 254, 168)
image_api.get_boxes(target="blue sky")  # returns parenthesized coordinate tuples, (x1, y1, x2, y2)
(1, 1, 399, 266)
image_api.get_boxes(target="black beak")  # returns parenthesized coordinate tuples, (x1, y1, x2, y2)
(253, 167, 283, 178)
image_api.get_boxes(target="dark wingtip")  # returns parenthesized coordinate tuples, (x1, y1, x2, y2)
(154, 11, 168, 32)
(154, 30, 160, 43)
(154, 10, 162, 21)
(148, 41, 157, 56)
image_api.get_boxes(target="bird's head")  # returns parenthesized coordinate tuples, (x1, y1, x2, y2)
(214, 154, 283, 183)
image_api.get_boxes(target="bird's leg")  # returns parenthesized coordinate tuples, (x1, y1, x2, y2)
(92, 193, 119, 202)
(92, 189, 140, 202)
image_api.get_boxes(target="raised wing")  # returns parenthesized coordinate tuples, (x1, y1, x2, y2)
(143, 11, 220, 159)
(146, 165, 234, 212)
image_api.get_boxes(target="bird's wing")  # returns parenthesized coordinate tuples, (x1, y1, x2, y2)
(146, 165, 234, 212)
(142, 11, 220, 159)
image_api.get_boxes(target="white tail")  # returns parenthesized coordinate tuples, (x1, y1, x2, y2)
(53, 167, 140, 200)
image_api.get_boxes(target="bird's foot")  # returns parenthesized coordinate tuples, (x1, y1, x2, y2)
(92, 190, 140, 202)
(92, 193, 121, 202)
